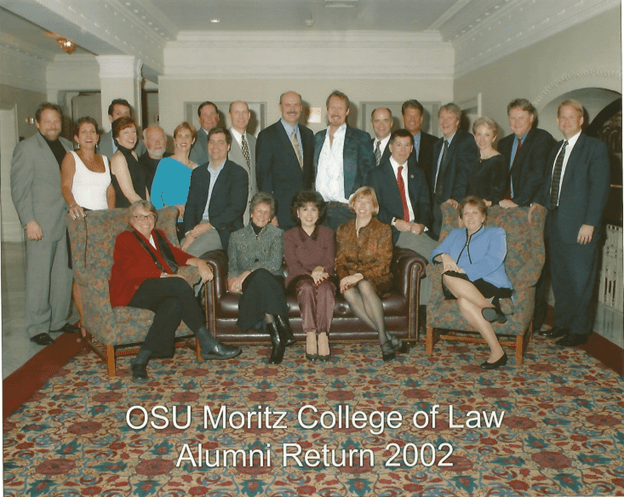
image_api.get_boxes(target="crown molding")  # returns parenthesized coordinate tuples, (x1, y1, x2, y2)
(165, 30, 454, 80)
(97, 55, 143, 80)
(533, 68, 623, 107)
(452, 0, 620, 77)
(0, 44, 48, 93)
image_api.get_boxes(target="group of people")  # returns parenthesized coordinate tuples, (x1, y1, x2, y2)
(10, 90, 609, 383)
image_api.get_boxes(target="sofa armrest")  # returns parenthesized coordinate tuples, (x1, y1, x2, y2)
(200, 249, 229, 300)
(391, 248, 427, 298)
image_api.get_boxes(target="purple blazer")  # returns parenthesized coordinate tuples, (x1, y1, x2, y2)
(283, 225, 335, 289)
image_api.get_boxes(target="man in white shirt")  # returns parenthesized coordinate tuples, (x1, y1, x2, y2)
(227, 101, 257, 222)
(313, 90, 376, 230)
(370, 107, 393, 166)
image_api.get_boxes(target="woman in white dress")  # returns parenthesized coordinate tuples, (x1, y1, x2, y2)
(61, 116, 116, 335)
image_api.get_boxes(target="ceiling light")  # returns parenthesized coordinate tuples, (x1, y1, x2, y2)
(211, 19, 220, 23)
(57, 37, 76, 54)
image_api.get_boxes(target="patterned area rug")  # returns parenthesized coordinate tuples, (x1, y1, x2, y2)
(4, 338, 624, 496)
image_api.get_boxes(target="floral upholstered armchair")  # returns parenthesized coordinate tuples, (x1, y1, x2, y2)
(67, 206, 201, 376)
(426, 202, 546, 365)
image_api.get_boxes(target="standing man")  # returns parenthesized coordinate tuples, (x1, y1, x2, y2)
(228, 101, 257, 222)
(98, 98, 145, 159)
(182, 127, 248, 256)
(10, 102, 78, 346)
(430, 103, 479, 238)
(370, 107, 394, 166)
(402, 99, 438, 184)
(498, 99, 555, 333)
(531, 99, 609, 347)
(189, 101, 220, 166)
(314, 90, 376, 230)
(256, 91, 314, 230)
(139, 125, 169, 190)
(368, 129, 435, 303)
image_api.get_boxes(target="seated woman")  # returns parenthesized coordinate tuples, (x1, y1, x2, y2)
(110, 116, 149, 208)
(430, 196, 513, 370)
(150, 122, 197, 238)
(110, 200, 241, 384)
(228, 192, 295, 364)
(284, 191, 335, 362)
(335, 186, 407, 362)
(466, 117, 508, 206)
(62, 116, 115, 336)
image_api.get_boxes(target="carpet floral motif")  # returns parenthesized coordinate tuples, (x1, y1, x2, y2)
(4, 339, 624, 496)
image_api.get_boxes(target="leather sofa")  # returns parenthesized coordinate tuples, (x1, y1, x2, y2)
(201, 248, 427, 344)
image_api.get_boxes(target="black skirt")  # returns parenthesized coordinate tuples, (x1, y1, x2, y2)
(442, 271, 512, 300)
(237, 268, 289, 331)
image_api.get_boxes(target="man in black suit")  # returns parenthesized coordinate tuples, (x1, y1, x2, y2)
(370, 107, 393, 166)
(189, 101, 220, 166)
(530, 99, 610, 347)
(498, 99, 555, 333)
(314, 90, 376, 230)
(182, 127, 248, 255)
(430, 103, 479, 238)
(402, 99, 438, 184)
(256, 91, 314, 230)
(368, 129, 436, 303)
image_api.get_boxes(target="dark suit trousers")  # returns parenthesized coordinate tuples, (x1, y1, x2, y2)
(323, 204, 355, 232)
(547, 211, 600, 336)
(128, 277, 204, 357)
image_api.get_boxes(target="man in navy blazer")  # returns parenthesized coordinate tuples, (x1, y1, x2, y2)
(498, 99, 555, 334)
(402, 99, 438, 184)
(314, 90, 376, 230)
(531, 99, 610, 347)
(182, 128, 248, 255)
(256, 91, 314, 230)
(430, 103, 479, 239)
(370, 107, 393, 166)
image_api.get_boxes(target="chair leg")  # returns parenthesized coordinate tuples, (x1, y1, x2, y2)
(515, 336, 523, 366)
(426, 327, 434, 355)
(106, 346, 117, 376)
(195, 337, 203, 362)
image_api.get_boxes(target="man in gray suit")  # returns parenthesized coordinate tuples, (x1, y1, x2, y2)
(98, 98, 145, 160)
(189, 101, 220, 166)
(10, 102, 78, 346)
(228, 101, 257, 222)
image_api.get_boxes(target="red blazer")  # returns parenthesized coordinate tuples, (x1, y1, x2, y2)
(109, 229, 193, 307)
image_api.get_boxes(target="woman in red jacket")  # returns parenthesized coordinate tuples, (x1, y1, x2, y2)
(110, 200, 241, 383)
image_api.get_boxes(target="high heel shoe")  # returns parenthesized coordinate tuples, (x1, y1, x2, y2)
(305, 332, 318, 362)
(275, 315, 296, 347)
(266, 322, 285, 364)
(482, 298, 507, 324)
(480, 352, 508, 370)
(317, 332, 331, 362)
(388, 333, 410, 353)
(381, 341, 396, 362)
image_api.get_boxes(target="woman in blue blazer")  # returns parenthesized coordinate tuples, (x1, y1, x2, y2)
(430, 196, 513, 370)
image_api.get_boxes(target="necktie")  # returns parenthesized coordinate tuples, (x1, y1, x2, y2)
(435, 140, 449, 198)
(374, 140, 381, 166)
(397, 166, 410, 222)
(550, 140, 568, 209)
(291, 130, 303, 169)
(241, 134, 251, 169)
(504, 137, 522, 200)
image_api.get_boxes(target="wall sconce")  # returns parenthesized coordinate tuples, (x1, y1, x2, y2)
(57, 37, 77, 54)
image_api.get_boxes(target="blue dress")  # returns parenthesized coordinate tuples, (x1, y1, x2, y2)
(150, 157, 194, 209)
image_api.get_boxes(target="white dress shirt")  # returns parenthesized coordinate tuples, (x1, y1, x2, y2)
(390, 157, 415, 222)
(316, 124, 347, 203)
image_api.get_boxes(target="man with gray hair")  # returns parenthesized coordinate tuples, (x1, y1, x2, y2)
(139, 125, 169, 189)
(430, 102, 479, 238)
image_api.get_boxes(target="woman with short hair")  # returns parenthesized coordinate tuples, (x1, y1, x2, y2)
(430, 196, 513, 369)
(284, 190, 335, 361)
(110, 116, 149, 207)
(228, 192, 295, 364)
(335, 186, 407, 361)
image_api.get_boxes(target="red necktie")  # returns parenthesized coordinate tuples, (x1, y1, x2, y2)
(397, 166, 410, 222)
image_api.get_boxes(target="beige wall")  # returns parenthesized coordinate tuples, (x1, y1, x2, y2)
(0, 85, 49, 139)
(158, 78, 453, 137)
(454, 8, 622, 138)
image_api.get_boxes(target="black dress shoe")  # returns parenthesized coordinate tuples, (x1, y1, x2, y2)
(541, 327, 570, 339)
(482, 298, 507, 324)
(381, 341, 396, 362)
(556, 334, 589, 347)
(131, 363, 148, 384)
(275, 315, 297, 347)
(30, 333, 54, 346)
(480, 352, 508, 370)
(50, 322, 80, 334)
(200, 342, 242, 360)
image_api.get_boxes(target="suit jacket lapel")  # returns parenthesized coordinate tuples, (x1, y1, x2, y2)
(342, 126, 357, 195)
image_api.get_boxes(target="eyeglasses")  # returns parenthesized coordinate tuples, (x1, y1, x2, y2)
(133, 214, 156, 221)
